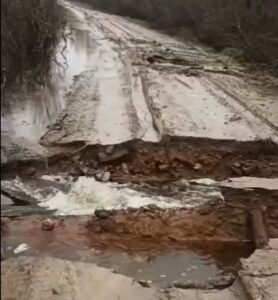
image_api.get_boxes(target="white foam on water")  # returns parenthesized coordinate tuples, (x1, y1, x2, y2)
(38, 177, 183, 215)
(2, 175, 224, 216)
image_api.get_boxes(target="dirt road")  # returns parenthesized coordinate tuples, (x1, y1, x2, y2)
(40, 0, 278, 147)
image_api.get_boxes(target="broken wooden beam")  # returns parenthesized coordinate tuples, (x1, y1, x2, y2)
(249, 207, 268, 249)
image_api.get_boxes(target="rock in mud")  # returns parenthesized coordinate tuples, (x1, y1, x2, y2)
(41, 218, 55, 231)
(25, 167, 37, 177)
(1, 181, 37, 206)
(173, 281, 207, 289)
(230, 162, 243, 176)
(138, 280, 152, 288)
(95, 171, 111, 182)
(121, 163, 129, 173)
(241, 164, 257, 176)
(98, 147, 130, 163)
(105, 145, 115, 154)
(158, 164, 169, 171)
(208, 273, 236, 289)
(95, 209, 111, 219)
(193, 163, 202, 171)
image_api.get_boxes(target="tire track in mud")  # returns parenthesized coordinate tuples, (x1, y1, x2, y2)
(41, 0, 278, 149)
(139, 70, 165, 138)
(86, 8, 277, 143)
(91, 14, 166, 141)
(41, 71, 101, 145)
(88, 11, 162, 142)
(206, 74, 278, 134)
(202, 76, 278, 143)
(83, 12, 141, 141)
(115, 45, 142, 140)
(44, 8, 163, 145)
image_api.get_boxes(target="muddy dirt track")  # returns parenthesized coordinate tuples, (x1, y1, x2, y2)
(1, 0, 278, 296)
(39, 0, 278, 148)
(2, 0, 278, 165)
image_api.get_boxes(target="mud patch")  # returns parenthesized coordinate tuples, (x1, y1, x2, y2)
(16, 138, 277, 182)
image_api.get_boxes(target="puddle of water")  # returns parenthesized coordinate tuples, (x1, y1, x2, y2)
(90, 243, 253, 287)
(2, 227, 253, 288)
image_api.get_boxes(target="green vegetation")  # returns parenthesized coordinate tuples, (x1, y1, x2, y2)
(1, 0, 64, 90)
(80, 0, 278, 74)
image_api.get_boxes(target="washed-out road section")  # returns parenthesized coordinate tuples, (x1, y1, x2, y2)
(40, 0, 278, 148)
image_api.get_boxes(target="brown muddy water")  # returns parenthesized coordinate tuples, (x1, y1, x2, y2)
(1, 216, 254, 288)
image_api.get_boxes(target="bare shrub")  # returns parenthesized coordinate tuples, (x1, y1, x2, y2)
(1, 0, 64, 90)
(79, 0, 278, 74)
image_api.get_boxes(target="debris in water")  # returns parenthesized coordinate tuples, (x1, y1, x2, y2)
(138, 280, 152, 288)
(193, 163, 202, 170)
(95, 171, 111, 182)
(13, 243, 30, 254)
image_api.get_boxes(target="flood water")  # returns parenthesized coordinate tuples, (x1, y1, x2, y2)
(2, 229, 253, 288)
(1, 174, 254, 288)
(87, 242, 254, 287)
